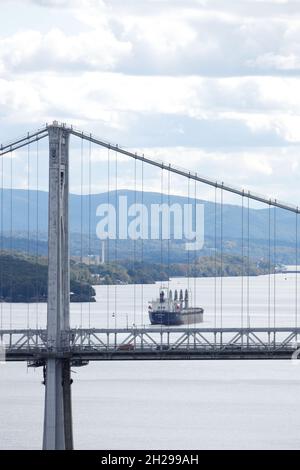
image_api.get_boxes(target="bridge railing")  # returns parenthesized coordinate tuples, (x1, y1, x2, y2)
(1, 328, 300, 358)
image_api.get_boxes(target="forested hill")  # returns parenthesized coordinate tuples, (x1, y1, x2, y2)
(0, 188, 295, 242)
(0, 253, 96, 302)
(0, 189, 297, 264)
(0, 252, 270, 302)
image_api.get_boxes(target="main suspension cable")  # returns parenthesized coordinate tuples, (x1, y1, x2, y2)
(71, 127, 300, 215)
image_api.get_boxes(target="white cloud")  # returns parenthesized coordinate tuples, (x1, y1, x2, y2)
(0, 0, 300, 205)
(248, 52, 300, 70)
(0, 78, 42, 120)
(26, 0, 104, 7)
(2, 1, 300, 76)
(0, 27, 131, 74)
(1, 72, 300, 145)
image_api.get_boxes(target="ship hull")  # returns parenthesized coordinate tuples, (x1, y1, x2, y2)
(149, 309, 204, 326)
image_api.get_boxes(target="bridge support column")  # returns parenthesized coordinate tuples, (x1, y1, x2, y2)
(43, 122, 73, 450)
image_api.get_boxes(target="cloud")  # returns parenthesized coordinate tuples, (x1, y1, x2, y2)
(1, 72, 300, 146)
(0, 78, 42, 120)
(0, 28, 131, 74)
(0, 0, 300, 207)
(2, 1, 300, 77)
(25, 0, 104, 7)
(22, 0, 300, 13)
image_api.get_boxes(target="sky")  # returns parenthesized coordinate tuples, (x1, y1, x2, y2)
(1, 0, 300, 203)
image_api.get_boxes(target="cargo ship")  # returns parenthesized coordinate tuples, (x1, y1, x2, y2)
(148, 287, 204, 326)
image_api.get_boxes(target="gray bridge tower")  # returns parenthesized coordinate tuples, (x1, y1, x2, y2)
(43, 122, 73, 450)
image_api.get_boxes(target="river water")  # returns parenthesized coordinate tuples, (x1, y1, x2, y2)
(1, 274, 300, 449)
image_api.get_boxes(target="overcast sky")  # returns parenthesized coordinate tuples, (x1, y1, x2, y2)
(1, 0, 300, 202)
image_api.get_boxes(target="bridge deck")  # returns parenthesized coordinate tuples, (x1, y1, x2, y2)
(1, 327, 300, 362)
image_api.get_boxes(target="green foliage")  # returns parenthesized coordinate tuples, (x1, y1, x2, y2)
(90, 254, 271, 285)
(70, 280, 96, 302)
(0, 251, 272, 302)
(0, 252, 95, 302)
(0, 252, 47, 302)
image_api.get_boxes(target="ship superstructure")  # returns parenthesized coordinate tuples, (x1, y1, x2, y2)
(148, 287, 204, 326)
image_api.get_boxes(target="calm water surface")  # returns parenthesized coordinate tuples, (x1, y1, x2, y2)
(1, 274, 300, 449)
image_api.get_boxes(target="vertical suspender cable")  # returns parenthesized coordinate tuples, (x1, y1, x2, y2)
(36, 140, 39, 330)
(0, 143, 3, 329)
(80, 138, 84, 329)
(114, 149, 118, 329)
(160, 167, 163, 289)
(241, 194, 244, 329)
(133, 157, 137, 327)
(187, 176, 190, 333)
(88, 138, 92, 330)
(193, 178, 197, 326)
(107, 148, 110, 329)
(220, 186, 224, 329)
(247, 195, 250, 328)
(273, 207, 277, 329)
(296, 211, 298, 333)
(167, 167, 170, 309)
(160, 167, 163, 333)
(268, 204, 271, 329)
(141, 157, 144, 327)
(187, 177, 190, 293)
(214, 186, 217, 329)
(27, 141, 30, 329)
(9, 150, 13, 329)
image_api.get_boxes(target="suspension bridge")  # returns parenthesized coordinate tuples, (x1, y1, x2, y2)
(0, 121, 299, 449)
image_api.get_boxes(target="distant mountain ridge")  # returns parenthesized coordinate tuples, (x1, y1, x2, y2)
(0, 188, 297, 264)
(0, 188, 296, 245)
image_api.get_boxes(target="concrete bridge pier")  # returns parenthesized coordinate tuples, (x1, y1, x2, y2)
(42, 122, 73, 450)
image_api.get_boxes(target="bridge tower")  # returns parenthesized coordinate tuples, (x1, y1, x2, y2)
(43, 122, 73, 450)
